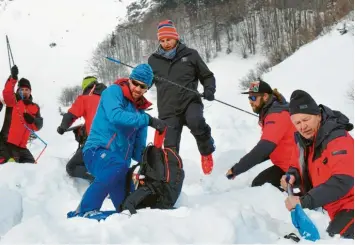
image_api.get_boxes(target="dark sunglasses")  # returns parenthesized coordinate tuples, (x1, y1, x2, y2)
(248, 95, 258, 101)
(131, 80, 148, 90)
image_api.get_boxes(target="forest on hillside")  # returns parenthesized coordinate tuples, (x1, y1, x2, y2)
(59, 0, 353, 106)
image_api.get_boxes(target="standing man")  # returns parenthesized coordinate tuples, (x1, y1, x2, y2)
(226, 80, 298, 191)
(67, 64, 167, 219)
(57, 76, 107, 182)
(281, 90, 354, 239)
(0, 65, 43, 163)
(148, 19, 216, 175)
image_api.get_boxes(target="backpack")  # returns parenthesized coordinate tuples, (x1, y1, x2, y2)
(123, 129, 185, 212)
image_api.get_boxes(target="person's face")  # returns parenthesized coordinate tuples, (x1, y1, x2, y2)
(129, 79, 148, 100)
(248, 93, 269, 113)
(18, 87, 31, 99)
(159, 38, 178, 51)
(291, 113, 321, 139)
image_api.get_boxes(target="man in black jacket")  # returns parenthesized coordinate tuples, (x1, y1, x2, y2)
(148, 20, 216, 175)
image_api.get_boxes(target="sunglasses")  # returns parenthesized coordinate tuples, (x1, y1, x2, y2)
(248, 95, 258, 101)
(131, 80, 148, 90)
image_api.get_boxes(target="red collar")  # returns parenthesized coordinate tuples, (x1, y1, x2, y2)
(114, 78, 152, 110)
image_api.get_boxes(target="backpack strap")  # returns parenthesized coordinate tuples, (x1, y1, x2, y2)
(154, 128, 167, 149)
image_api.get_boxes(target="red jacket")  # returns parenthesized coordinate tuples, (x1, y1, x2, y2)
(60, 83, 106, 134)
(290, 105, 354, 220)
(1, 77, 43, 148)
(231, 96, 298, 176)
(260, 109, 298, 172)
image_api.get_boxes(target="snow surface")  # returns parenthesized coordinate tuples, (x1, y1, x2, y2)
(0, 1, 353, 243)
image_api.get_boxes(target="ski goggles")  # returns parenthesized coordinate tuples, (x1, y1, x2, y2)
(131, 79, 148, 90)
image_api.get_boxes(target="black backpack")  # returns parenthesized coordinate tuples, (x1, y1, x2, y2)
(123, 129, 185, 213)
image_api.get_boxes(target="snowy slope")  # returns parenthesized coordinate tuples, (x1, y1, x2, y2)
(0, 1, 354, 243)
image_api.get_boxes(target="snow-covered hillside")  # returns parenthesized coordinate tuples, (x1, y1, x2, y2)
(0, 1, 353, 243)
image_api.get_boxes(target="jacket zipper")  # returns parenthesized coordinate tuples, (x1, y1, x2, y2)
(125, 128, 136, 160)
(105, 133, 117, 149)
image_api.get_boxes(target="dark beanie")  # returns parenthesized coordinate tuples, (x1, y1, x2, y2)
(18, 78, 31, 90)
(289, 90, 320, 116)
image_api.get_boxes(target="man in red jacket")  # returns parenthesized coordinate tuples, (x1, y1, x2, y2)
(57, 76, 106, 182)
(226, 80, 298, 191)
(0, 65, 43, 163)
(281, 90, 354, 239)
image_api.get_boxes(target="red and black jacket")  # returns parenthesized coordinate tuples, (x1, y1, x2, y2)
(1, 77, 43, 148)
(288, 105, 354, 220)
(231, 95, 298, 175)
(59, 82, 106, 134)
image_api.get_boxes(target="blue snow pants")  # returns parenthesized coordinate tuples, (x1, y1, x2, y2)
(77, 147, 129, 214)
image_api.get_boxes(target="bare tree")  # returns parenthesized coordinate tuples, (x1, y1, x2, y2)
(58, 85, 82, 107)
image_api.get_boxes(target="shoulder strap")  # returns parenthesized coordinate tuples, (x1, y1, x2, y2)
(141, 144, 152, 172)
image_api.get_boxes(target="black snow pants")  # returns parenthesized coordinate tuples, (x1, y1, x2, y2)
(66, 146, 94, 183)
(251, 165, 285, 191)
(327, 209, 354, 239)
(0, 141, 35, 163)
(163, 102, 214, 156)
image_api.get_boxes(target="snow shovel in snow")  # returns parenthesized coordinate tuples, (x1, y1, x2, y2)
(286, 177, 320, 241)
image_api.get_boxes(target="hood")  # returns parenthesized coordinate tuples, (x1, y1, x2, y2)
(114, 78, 152, 110)
(314, 104, 353, 148)
(259, 94, 289, 122)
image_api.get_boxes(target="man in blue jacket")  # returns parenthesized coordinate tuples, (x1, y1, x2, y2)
(67, 64, 167, 219)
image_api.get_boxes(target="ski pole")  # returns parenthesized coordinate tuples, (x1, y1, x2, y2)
(6, 35, 15, 70)
(105, 57, 258, 117)
(24, 124, 47, 163)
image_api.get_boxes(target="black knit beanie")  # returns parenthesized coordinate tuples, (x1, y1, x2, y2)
(289, 90, 321, 116)
(18, 78, 31, 90)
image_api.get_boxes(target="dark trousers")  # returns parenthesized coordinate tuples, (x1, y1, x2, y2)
(66, 146, 94, 183)
(0, 141, 35, 163)
(327, 209, 354, 239)
(163, 102, 215, 156)
(251, 165, 285, 191)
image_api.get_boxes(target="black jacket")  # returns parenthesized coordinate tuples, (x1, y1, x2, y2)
(148, 43, 216, 119)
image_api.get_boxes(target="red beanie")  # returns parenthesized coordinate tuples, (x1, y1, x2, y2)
(157, 20, 179, 41)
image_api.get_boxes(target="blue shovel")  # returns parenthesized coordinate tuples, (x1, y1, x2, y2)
(286, 176, 320, 241)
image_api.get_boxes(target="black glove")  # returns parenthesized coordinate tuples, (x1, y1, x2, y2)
(203, 88, 215, 101)
(73, 126, 87, 144)
(11, 65, 18, 80)
(23, 113, 34, 124)
(148, 115, 167, 134)
(57, 126, 65, 135)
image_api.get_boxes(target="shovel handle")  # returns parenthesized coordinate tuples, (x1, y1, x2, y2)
(287, 183, 294, 197)
(286, 174, 294, 196)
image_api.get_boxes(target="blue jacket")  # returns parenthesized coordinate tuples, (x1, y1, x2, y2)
(83, 80, 150, 167)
